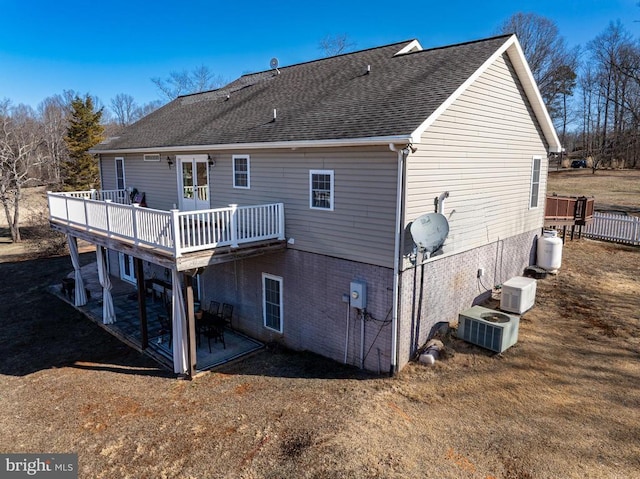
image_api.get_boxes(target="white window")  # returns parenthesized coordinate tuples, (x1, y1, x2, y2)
(115, 157, 125, 190)
(530, 156, 542, 208)
(233, 155, 250, 189)
(262, 273, 283, 333)
(309, 170, 334, 210)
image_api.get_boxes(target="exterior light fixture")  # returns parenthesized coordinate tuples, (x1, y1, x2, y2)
(167, 156, 174, 169)
(208, 154, 215, 168)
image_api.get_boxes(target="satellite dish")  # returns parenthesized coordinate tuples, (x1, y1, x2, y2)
(410, 212, 449, 254)
(270, 57, 279, 70)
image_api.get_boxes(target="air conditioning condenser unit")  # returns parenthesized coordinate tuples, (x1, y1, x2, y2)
(457, 306, 520, 353)
(500, 276, 536, 314)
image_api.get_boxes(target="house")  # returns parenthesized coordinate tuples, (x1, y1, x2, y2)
(48, 34, 561, 377)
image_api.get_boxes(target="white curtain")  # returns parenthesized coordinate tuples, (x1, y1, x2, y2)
(171, 269, 189, 375)
(67, 235, 87, 306)
(96, 245, 116, 324)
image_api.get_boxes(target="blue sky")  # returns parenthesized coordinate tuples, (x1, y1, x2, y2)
(1, 0, 639, 111)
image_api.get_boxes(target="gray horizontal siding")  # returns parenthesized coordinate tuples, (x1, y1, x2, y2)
(100, 153, 181, 211)
(100, 147, 399, 268)
(211, 148, 398, 267)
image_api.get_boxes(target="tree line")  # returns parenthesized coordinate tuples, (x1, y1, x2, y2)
(2, 18, 640, 244)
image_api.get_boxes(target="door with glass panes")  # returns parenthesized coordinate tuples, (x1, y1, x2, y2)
(178, 154, 210, 211)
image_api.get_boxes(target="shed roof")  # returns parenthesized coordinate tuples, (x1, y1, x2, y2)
(95, 34, 560, 153)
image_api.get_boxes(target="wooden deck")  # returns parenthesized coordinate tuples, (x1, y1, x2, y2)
(48, 190, 287, 270)
(544, 195, 595, 241)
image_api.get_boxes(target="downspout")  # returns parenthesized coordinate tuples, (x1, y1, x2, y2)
(389, 143, 409, 376)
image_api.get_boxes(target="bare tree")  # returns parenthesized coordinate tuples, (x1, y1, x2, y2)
(0, 99, 46, 242)
(318, 34, 356, 57)
(135, 100, 163, 119)
(110, 93, 137, 127)
(497, 13, 579, 127)
(584, 21, 640, 171)
(38, 94, 70, 185)
(151, 65, 226, 101)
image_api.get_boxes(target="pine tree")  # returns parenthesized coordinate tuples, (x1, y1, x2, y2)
(63, 95, 104, 190)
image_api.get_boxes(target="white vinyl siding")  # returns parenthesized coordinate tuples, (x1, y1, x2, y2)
(233, 154, 250, 189)
(309, 170, 334, 210)
(405, 53, 548, 261)
(530, 156, 541, 208)
(115, 157, 125, 190)
(262, 273, 283, 333)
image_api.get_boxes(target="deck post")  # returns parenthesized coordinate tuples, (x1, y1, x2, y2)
(184, 274, 197, 376)
(83, 197, 89, 231)
(277, 202, 285, 240)
(171, 209, 182, 257)
(104, 200, 112, 238)
(229, 204, 239, 248)
(132, 203, 140, 245)
(135, 257, 148, 349)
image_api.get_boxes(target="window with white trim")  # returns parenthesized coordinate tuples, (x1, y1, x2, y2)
(115, 157, 125, 190)
(262, 273, 283, 333)
(309, 170, 334, 210)
(233, 155, 250, 189)
(530, 156, 542, 208)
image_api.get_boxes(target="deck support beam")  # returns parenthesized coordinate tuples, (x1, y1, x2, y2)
(135, 257, 148, 349)
(184, 274, 197, 377)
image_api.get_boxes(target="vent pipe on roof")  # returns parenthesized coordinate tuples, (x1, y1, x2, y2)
(366, 64, 371, 74)
(273, 109, 277, 121)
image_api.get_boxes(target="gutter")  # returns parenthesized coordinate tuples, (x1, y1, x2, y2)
(388, 143, 409, 376)
(89, 135, 414, 155)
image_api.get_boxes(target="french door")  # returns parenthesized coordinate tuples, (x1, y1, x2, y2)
(178, 155, 210, 211)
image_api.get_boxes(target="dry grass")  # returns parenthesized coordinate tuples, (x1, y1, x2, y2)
(548, 169, 640, 211)
(0, 175, 639, 478)
(1, 242, 639, 478)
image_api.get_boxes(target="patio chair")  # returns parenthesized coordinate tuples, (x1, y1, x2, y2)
(209, 301, 221, 317)
(220, 303, 234, 330)
(158, 314, 172, 344)
(201, 311, 225, 352)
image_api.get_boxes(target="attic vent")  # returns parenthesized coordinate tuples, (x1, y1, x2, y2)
(143, 154, 161, 162)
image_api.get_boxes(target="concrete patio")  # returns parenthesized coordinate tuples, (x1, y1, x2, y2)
(52, 261, 263, 373)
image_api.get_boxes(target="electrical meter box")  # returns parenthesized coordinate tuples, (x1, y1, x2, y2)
(350, 280, 367, 310)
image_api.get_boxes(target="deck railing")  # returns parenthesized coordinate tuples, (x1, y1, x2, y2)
(544, 195, 595, 225)
(48, 190, 285, 257)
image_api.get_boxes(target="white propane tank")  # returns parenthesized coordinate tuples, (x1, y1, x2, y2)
(537, 230, 563, 272)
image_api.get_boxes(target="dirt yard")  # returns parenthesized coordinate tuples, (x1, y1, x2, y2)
(0, 181, 639, 478)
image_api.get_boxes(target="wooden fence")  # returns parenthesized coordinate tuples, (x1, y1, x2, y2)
(583, 212, 640, 246)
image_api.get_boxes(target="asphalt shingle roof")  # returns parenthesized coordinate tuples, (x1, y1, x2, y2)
(95, 35, 512, 151)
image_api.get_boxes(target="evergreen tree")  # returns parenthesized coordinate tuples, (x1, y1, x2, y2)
(63, 95, 104, 190)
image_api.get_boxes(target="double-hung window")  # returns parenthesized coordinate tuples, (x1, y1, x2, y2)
(309, 170, 334, 210)
(262, 273, 283, 333)
(530, 156, 542, 208)
(233, 155, 250, 189)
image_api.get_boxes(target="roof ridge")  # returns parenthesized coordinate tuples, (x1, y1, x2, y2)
(415, 33, 513, 55)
